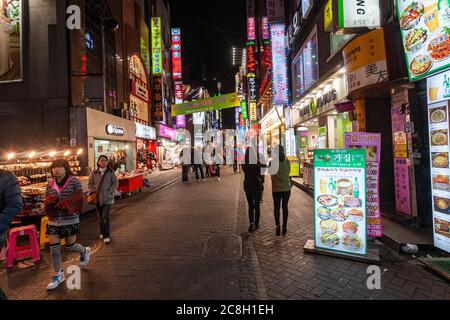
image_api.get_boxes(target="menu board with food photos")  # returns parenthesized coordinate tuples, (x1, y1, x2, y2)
(314, 149, 367, 256)
(396, 0, 450, 81)
(427, 98, 450, 253)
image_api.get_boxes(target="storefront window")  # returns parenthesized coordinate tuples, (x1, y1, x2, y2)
(292, 29, 319, 103)
(330, 33, 354, 57)
(94, 140, 134, 172)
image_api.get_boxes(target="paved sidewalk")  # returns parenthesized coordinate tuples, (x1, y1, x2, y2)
(0, 168, 242, 299)
(239, 178, 450, 300)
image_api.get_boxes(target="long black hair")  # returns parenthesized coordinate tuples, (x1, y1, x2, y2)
(274, 145, 286, 162)
(244, 146, 258, 165)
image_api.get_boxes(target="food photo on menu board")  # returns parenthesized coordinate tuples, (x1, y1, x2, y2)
(434, 217, 450, 238)
(314, 149, 367, 256)
(397, 0, 450, 81)
(433, 195, 450, 214)
(431, 151, 449, 168)
(432, 173, 450, 191)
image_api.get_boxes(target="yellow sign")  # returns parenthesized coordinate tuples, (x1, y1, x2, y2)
(343, 28, 386, 73)
(342, 28, 388, 93)
(151, 17, 162, 75)
(324, 0, 333, 32)
(249, 102, 257, 121)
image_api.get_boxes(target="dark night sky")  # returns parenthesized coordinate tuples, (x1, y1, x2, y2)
(169, 0, 246, 94)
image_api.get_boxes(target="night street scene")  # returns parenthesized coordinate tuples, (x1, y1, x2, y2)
(0, 0, 450, 312)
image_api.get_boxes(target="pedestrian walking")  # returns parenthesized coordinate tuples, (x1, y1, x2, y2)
(242, 147, 263, 233)
(180, 146, 191, 183)
(193, 146, 205, 181)
(213, 148, 221, 182)
(233, 147, 239, 174)
(270, 145, 291, 236)
(88, 155, 118, 244)
(45, 159, 91, 290)
(0, 169, 23, 300)
(204, 143, 213, 178)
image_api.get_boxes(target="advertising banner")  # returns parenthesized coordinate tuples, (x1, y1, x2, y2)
(171, 93, 241, 116)
(270, 23, 289, 106)
(0, 0, 22, 83)
(338, 0, 381, 29)
(344, 132, 383, 237)
(151, 17, 162, 75)
(396, 0, 450, 81)
(314, 149, 367, 256)
(427, 98, 450, 253)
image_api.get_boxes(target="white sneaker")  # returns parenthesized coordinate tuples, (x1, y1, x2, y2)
(99, 234, 103, 240)
(103, 238, 111, 244)
(47, 271, 65, 291)
(217, 178, 221, 181)
(80, 247, 91, 267)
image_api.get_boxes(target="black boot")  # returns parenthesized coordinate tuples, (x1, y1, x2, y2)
(282, 226, 287, 236)
(276, 226, 281, 236)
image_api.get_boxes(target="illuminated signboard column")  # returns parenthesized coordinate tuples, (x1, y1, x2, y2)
(270, 23, 289, 107)
(171, 28, 185, 128)
(151, 17, 163, 122)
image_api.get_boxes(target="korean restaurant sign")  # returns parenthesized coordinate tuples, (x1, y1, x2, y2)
(241, 101, 249, 120)
(151, 17, 162, 75)
(248, 73, 257, 101)
(271, 23, 289, 106)
(247, 41, 256, 74)
(171, 28, 182, 81)
(338, 0, 381, 29)
(396, 0, 450, 81)
(249, 102, 257, 122)
(343, 28, 388, 93)
(314, 149, 367, 256)
(153, 76, 163, 121)
(345, 132, 383, 238)
(129, 55, 149, 103)
(171, 93, 241, 116)
(247, 17, 256, 40)
(427, 69, 450, 104)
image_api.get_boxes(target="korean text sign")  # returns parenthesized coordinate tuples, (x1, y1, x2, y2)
(314, 149, 367, 256)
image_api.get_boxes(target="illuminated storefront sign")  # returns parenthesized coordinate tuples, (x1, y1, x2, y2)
(247, 41, 256, 74)
(171, 28, 182, 81)
(261, 16, 270, 39)
(338, 0, 381, 29)
(151, 17, 162, 75)
(247, 17, 256, 40)
(248, 74, 257, 101)
(129, 55, 149, 122)
(270, 23, 289, 106)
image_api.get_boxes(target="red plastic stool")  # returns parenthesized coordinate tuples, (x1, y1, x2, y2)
(7, 225, 41, 268)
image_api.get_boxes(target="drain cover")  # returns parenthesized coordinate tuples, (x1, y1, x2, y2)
(202, 234, 242, 260)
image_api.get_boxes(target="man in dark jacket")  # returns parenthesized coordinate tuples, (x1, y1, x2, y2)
(0, 170, 23, 300)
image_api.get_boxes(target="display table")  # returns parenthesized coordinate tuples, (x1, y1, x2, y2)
(117, 174, 144, 194)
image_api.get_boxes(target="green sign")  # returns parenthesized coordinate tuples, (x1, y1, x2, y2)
(314, 149, 367, 256)
(396, 0, 450, 81)
(171, 93, 241, 116)
(241, 101, 248, 120)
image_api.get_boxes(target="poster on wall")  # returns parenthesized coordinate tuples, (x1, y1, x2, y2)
(426, 97, 450, 253)
(396, 0, 450, 81)
(344, 132, 383, 238)
(0, 0, 21, 83)
(394, 158, 412, 215)
(314, 149, 367, 256)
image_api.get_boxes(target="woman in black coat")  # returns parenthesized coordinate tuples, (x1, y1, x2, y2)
(241, 146, 264, 233)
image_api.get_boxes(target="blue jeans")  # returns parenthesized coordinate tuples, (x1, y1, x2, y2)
(97, 205, 111, 238)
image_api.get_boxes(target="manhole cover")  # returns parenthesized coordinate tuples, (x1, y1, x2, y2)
(202, 234, 242, 260)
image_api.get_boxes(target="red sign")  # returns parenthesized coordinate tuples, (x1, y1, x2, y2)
(171, 28, 182, 81)
(247, 41, 256, 74)
(247, 17, 256, 40)
(175, 81, 183, 102)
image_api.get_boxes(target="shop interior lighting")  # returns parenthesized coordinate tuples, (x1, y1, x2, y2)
(28, 151, 36, 159)
(64, 150, 71, 157)
(7, 153, 15, 160)
(49, 151, 57, 157)
(77, 148, 83, 155)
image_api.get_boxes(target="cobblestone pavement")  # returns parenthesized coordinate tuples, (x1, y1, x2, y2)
(239, 178, 450, 300)
(1, 168, 449, 300)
